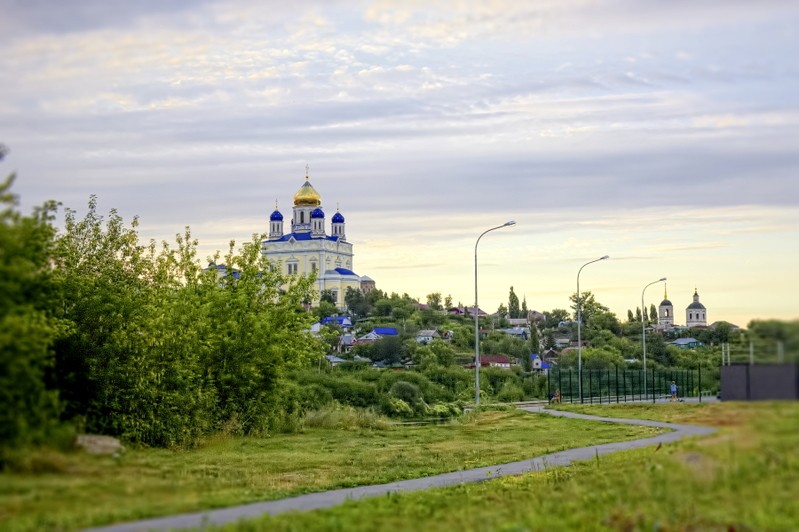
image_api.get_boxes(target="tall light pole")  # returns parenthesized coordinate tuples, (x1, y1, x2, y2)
(641, 277, 667, 400)
(576, 255, 609, 403)
(474, 221, 516, 406)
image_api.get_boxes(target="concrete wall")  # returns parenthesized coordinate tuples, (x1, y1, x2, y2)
(720, 364, 799, 400)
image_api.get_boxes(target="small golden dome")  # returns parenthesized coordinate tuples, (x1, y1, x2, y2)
(293, 177, 322, 206)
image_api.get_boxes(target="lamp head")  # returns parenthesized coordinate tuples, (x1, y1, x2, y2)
(504, 220, 516, 227)
(659, 277, 667, 282)
(600, 255, 610, 260)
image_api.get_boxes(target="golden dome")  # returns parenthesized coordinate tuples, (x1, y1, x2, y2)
(293, 177, 322, 206)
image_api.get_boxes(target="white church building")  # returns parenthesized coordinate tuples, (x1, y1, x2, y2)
(261, 169, 368, 308)
(658, 287, 708, 329)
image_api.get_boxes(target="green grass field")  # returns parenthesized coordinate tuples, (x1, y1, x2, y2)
(0, 408, 662, 531)
(209, 402, 799, 532)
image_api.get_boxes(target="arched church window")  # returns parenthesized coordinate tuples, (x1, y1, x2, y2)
(300, 212, 304, 223)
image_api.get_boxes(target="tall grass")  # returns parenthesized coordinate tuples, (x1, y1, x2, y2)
(301, 405, 391, 430)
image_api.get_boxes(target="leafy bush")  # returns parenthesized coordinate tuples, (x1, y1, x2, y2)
(427, 402, 463, 419)
(389, 381, 421, 405)
(378, 370, 452, 403)
(0, 175, 68, 458)
(293, 371, 380, 408)
(497, 381, 524, 403)
(294, 383, 334, 412)
(380, 397, 414, 418)
(424, 366, 472, 396)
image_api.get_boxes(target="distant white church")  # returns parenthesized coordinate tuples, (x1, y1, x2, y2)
(658, 287, 707, 329)
(685, 289, 707, 327)
(261, 168, 373, 308)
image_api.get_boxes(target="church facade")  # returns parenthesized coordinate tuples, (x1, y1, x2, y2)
(261, 170, 366, 308)
(685, 289, 707, 327)
(658, 288, 708, 329)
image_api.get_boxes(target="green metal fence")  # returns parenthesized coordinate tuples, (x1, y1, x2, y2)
(547, 367, 708, 404)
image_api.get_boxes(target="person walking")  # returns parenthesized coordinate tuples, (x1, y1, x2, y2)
(670, 381, 678, 402)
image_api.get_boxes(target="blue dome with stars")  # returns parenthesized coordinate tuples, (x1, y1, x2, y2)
(332, 211, 345, 223)
(311, 208, 325, 219)
(270, 210, 283, 221)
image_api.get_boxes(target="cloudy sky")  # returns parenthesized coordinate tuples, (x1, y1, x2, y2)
(2, 0, 798, 327)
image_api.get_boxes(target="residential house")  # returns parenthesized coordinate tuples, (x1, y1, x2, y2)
(325, 354, 347, 366)
(448, 306, 487, 317)
(356, 327, 399, 344)
(478, 354, 512, 368)
(499, 327, 528, 340)
(671, 337, 704, 349)
(530, 354, 552, 373)
(415, 329, 440, 344)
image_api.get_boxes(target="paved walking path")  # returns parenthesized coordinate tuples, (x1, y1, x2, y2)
(85, 405, 716, 532)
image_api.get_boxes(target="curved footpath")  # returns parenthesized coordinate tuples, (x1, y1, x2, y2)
(85, 406, 716, 532)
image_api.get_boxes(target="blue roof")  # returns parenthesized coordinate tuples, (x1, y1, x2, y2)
(311, 208, 325, 219)
(321, 316, 352, 326)
(373, 327, 398, 336)
(672, 337, 699, 345)
(334, 267, 358, 276)
(264, 232, 341, 243)
(270, 210, 283, 221)
(332, 212, 345, 223)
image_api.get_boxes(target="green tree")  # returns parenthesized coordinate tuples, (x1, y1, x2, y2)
(570, 291, 610, 324)
(426, 292, 442, 311)
(320, 289, 336, 304)
(374, 298, 392, 317)
(0, 173, 68, 454)
(649, 304, 658, 322)
(371, 336, 405, 365)
(543, 309, 570, 329)
(444, 294, 453, 309)
(496, 303, 508, 318)
(344, 286, 370, 317)
(627, 309, 635, 323)
(508, 286, 520, 319)
(52, 199, 319, 446)
(314, 300, 338, 321)
(391, 299, 415, 331)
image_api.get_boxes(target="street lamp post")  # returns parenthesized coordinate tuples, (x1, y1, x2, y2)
(576, 255, 609, 403)
(474, 221, 516, 406)
(641, 277, 667, 401)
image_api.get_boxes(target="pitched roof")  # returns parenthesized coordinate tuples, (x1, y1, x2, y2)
(480, 354, 511, 364)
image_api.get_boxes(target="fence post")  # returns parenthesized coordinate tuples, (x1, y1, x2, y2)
(568, 368, 573, 404)
(652, 368, 656, 403)
(698, 365, 702, 403)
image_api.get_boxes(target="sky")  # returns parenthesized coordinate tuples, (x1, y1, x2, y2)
(2, 0, 798, 327)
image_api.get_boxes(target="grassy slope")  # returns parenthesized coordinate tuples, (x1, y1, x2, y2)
(218, 402, 799, 532)
(0, 409, 661, 531)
